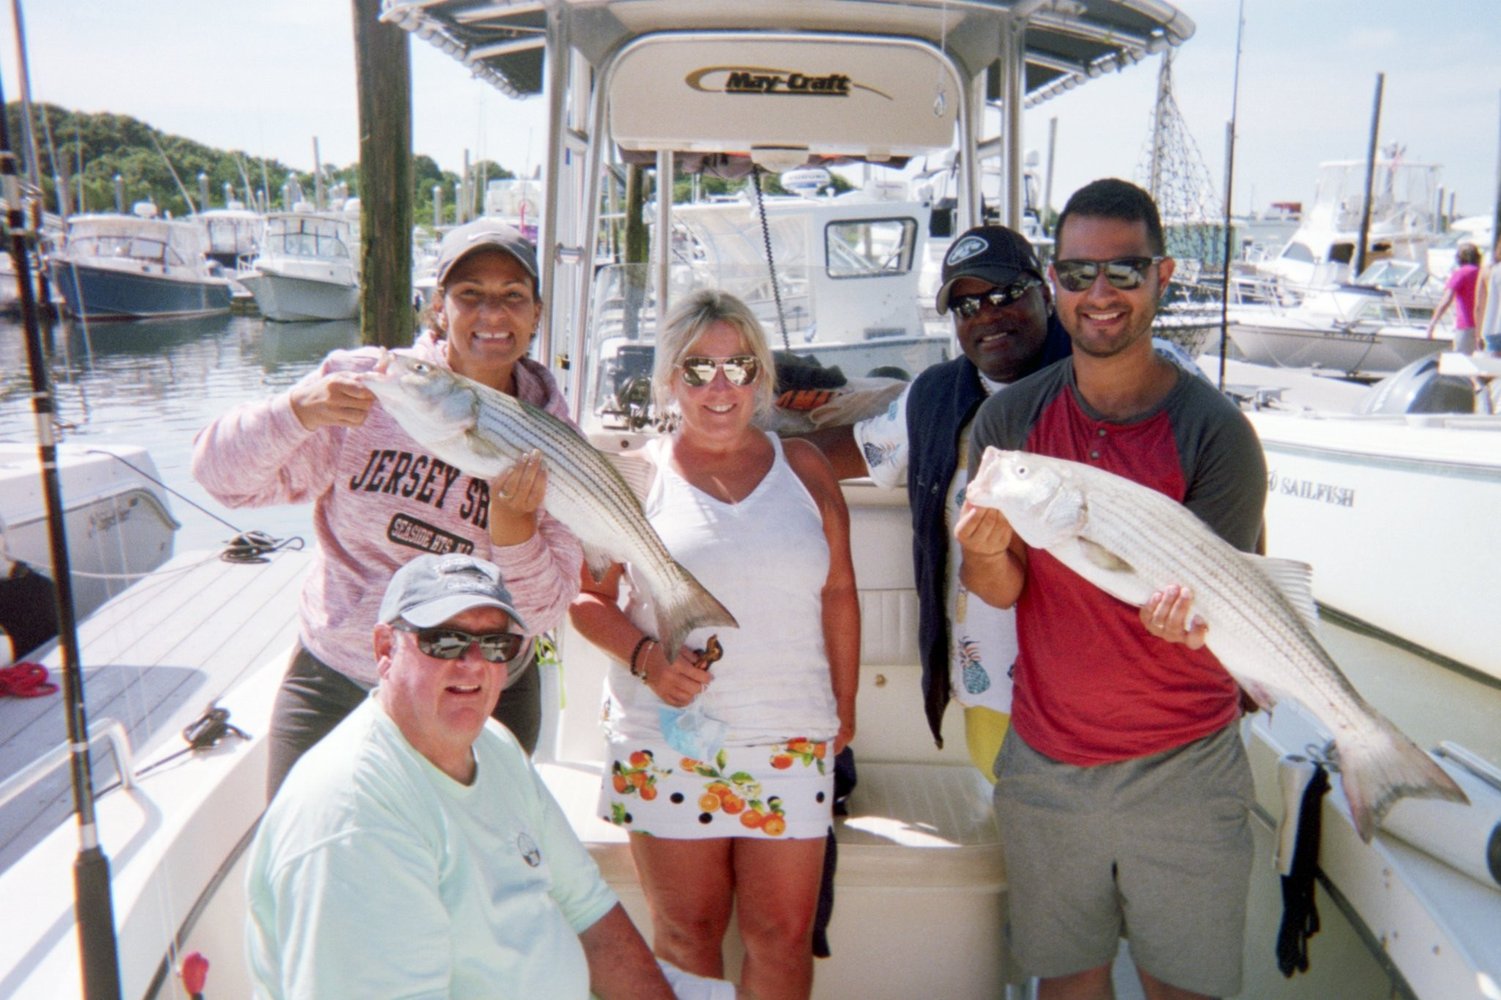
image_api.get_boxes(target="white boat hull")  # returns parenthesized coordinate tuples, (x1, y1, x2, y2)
(0, 550, 308, 1000)
(240, 267, 359, 322)
(0, 443, 179, 624)
(1248, 409, 1501, 680)
(1229, 319, 1444, 374)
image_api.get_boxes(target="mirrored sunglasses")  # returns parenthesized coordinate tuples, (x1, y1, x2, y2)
(679, 354, 760, 387)
(1052, 256, 1164, 292)
(950, 279, 1042, 319)
(393, 622, 525, 663)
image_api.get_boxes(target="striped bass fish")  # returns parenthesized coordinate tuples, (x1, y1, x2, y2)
(966, 447, 1467, 842)
(362, 351, 736, 655)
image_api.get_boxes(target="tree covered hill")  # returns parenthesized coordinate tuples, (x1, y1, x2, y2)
(4, 102, 510, 224)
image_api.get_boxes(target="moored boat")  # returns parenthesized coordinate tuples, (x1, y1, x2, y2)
(1227, 280, 1447, 375)
(391, 2, 1501, 998)
(192, 206, 262, 271)
(46, 213, 234, 322)
(1243, 358, 1501, 682)
(1252, 150, 1442, 296)
(238, 211, 360, 322)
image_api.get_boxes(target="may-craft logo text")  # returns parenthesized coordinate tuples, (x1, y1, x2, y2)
(685, 66, 891, 100)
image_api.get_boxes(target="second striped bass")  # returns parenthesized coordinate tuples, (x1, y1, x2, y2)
(966, 447, 1466, 842)
(362, 351, 736, 655)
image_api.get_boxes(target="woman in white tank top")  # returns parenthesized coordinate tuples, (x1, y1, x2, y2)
(570, 290, 859, 1000)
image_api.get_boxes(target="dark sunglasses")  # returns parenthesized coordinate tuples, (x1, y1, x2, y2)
(1052, 256, 1164, 292)
(950, 279, 1042, 319)
(392, 622, 525, 663)
(679, 354, 760, 387)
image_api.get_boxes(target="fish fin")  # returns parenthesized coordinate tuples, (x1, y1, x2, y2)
(1250, 555, 1321, 635)
(1078, 538, 1134, 574)
(655, 572, 740, 658)
(1335, 716, 1469, 843)
(581, 544, 616, 584)
(602, 450, 656, 506)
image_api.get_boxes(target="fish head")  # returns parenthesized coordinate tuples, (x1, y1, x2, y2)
(361, 350, 479, 444)
(967, 448, 1086, 548)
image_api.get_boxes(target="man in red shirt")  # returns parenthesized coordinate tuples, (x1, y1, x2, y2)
(958, 178, 1266, 1000)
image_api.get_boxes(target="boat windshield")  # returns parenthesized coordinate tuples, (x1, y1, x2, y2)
(825, 218, 917, 278)
(68, 234, 187, 267)
(263, 217, 352, 259)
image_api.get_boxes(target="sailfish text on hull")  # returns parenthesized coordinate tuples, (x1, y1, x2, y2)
(1268, 470, 1356, 507)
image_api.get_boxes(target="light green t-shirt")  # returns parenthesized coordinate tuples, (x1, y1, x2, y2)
(247, 696, 618, 999)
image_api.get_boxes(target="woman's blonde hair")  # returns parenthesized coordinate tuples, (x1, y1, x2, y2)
(651, 288, 776, 419)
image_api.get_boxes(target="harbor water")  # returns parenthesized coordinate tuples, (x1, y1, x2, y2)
(1, 313, 358, 554)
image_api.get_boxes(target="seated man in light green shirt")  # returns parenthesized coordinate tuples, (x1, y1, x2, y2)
(247, 553, 732, 999)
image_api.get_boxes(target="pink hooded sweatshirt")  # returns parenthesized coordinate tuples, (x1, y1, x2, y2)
(192, 333, 582, 686)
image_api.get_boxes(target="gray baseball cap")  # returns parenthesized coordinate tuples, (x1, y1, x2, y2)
(379, 554, 526, 630)
(435, 218, 539, 288)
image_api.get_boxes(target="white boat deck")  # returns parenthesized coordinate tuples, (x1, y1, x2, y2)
(0, 549, 308, 873)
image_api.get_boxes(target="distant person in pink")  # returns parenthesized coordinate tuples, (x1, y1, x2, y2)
(1427, 243, 1482, 353)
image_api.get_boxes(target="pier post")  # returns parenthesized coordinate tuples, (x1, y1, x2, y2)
(351, 0, 414, 346)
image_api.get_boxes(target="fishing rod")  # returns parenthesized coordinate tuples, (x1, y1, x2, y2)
(0, 73, 124, 1000)
(1216, 0, 1247, 391)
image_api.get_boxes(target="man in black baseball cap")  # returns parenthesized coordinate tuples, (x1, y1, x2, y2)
(933, 225, 1058, 382)
(803, 223, 1068, 781)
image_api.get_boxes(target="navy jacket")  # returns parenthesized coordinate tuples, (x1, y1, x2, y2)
(906, 315, 1070, 746)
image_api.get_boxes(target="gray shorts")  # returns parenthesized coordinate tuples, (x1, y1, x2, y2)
(993, 723, 1254, 996)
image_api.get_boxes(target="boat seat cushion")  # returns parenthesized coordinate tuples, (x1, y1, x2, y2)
(536, 759, 1004, 890)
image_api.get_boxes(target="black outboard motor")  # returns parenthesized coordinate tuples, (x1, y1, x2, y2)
(1357, 355, 1475, 415)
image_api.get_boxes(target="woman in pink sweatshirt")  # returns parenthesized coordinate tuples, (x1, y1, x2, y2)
(194, 219, 582, 795)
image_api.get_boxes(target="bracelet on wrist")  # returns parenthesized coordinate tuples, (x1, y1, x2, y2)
(628, 635, 657, 682)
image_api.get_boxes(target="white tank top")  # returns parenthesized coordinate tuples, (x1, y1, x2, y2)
(606, 433, 838, 745)
(1482, 265, 1501, 337)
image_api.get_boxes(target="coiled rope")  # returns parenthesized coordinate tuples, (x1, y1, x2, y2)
(90, 449, 304, 564)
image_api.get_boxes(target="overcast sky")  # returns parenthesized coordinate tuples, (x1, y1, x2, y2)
(5, 1, 1497, 221)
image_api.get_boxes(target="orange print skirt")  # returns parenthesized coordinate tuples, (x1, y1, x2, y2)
(599, 736, 834, 840)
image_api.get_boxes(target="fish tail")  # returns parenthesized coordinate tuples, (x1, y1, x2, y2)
(655, 572, 739, 658)
(1337, 715, 1470, 843)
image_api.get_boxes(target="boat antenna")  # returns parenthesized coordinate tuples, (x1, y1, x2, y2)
(1215, 0, 1248, 390)
(149, 130, 198, 215)
(0, 74, 124, 1000)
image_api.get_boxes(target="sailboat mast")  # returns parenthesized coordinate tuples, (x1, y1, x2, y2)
(1355, 72, 1384, 276)
(1216, 0, 1247, 390)
(0, 76, 123, 1000)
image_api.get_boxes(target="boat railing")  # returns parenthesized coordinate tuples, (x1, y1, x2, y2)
(0, 719, 136, 814)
